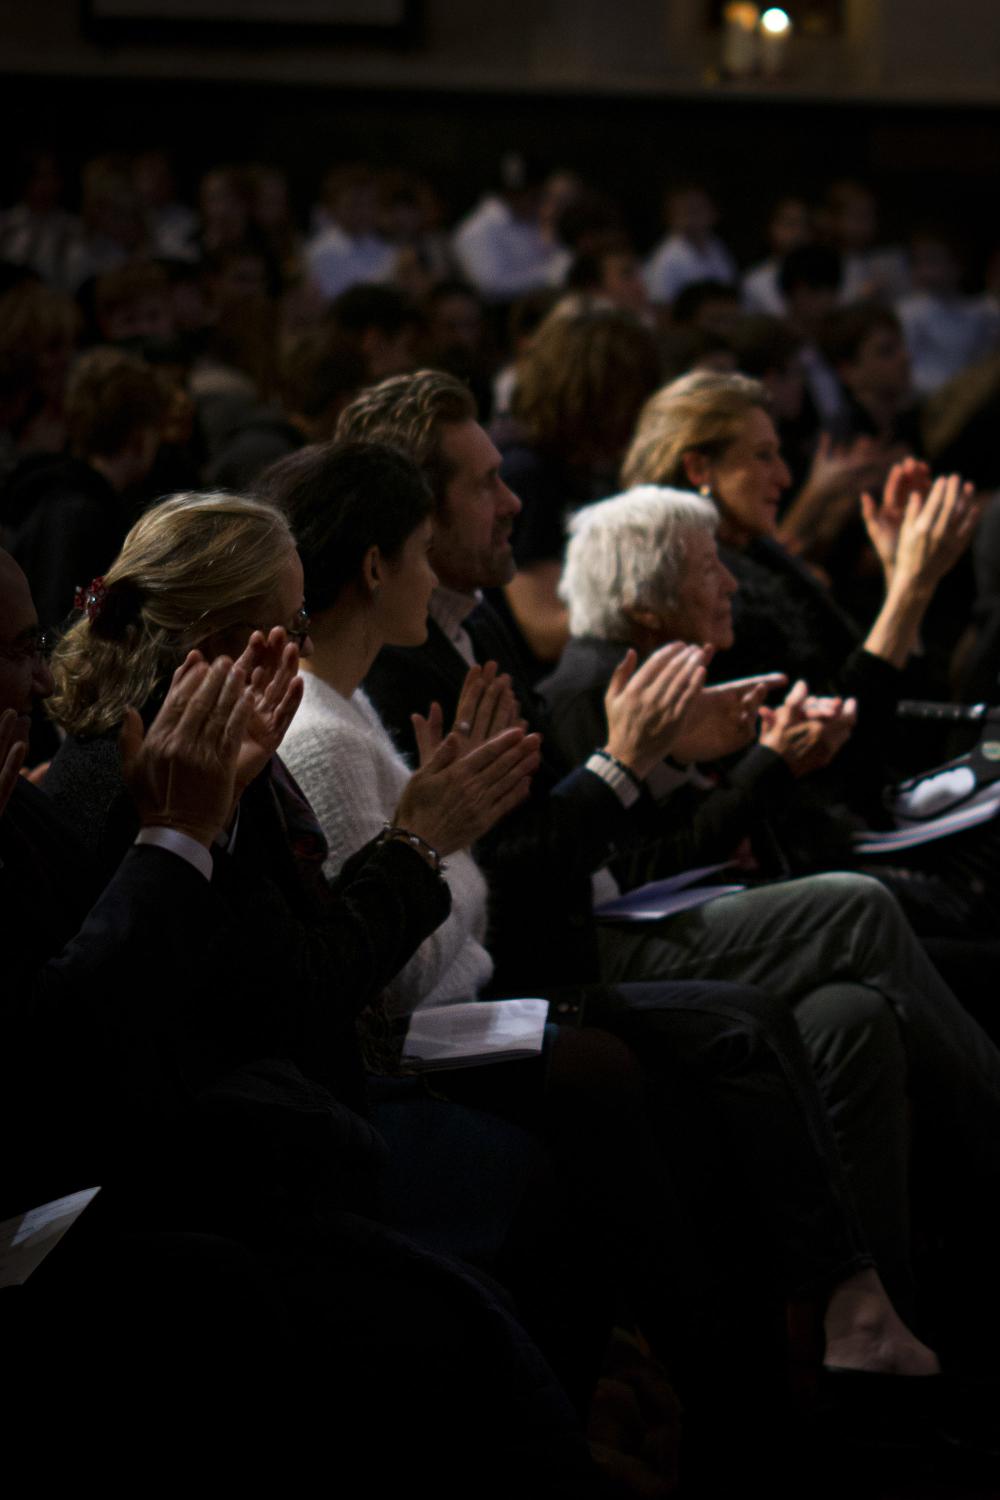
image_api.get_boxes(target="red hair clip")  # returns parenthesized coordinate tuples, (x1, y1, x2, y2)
(74, 576, 108, 623)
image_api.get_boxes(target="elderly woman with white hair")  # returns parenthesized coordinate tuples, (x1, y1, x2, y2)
(540, 483, 858, 869)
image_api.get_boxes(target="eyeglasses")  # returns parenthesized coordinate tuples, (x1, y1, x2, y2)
(227, 608, 312, 650)
(0, 627, 55, 665)
(287, 607, 312, 647)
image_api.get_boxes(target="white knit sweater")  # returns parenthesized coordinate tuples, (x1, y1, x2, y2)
(281, 672, 494, 1016)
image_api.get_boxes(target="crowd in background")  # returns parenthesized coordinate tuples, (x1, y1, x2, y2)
(5, 145, 1000, 673)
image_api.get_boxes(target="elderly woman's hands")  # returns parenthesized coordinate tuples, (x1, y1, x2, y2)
(603, 643, 707, 782)
(412, 661, 522, 768)
(670, 672, 788, 764)
(393, 725, 542, 858)
(120, 653, 254, 847)
(758, 680, 857, 777)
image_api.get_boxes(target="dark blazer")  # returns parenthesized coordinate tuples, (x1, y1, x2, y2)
(43, 733, 452, 1112)
(1, 776, 238, 1218)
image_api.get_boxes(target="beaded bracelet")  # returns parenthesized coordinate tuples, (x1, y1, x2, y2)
(378, 823, 447, 874)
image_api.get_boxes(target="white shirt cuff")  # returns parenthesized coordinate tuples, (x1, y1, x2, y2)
(134, 827, 213, 882)
(584, 752, 641, 809)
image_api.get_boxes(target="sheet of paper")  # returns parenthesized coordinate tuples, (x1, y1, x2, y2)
(0, 1186, 101, 1288)
(402, 999, 549, 1071)
(854, 795, 1000, 854)
(889, 765, 977, 820)
(595, 881, 746, 922)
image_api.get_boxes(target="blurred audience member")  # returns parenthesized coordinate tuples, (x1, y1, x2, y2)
(378, 170, 456, 300)
(327, 283, 419, 384)
(564, 234, 651, 321)
(64, 157, 150, 293)
(670, 279, 742, 340)
(279, 327, 366, 440)
(198, 166, 252, 257)
(0, 149, 81, 289)
(820, 179, 908, 304)
(779, 244, 846, 428)
(247, 164, 303, 285)
(644, 185, 736, 309)
(491, 287, 560, 417)
(896, 227, 1000, 397)
(132, 149, 198, 262)
(205, 242, 282, 313)
(494, 308, 661, 668)
(453, 156, 571, 303)
(94, 261, 176, 347)
(1, 346, 167, 630)
(419, 278, 494, 416)
(820, 301, 918, 450)
(307, 164, 395, 301)
(0, 281, 79, 459)
(742, 196, 813, 316)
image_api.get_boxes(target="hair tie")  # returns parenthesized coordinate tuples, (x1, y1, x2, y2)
(74, 576, 108, 622)
(74, 576, 144, 637)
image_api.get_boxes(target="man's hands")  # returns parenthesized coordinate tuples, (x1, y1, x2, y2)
(120, 654, 254, 848)
(412, 661, 522, 767)
(393, 725, 541, 858)
(604, 644, 707, 782)
(757, 679, 857, 778)
(0, 708, 27, 817)
(670, 673, 788, 763)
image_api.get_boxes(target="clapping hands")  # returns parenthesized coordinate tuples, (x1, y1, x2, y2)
(671, 672, 788, 763)
(120, 654, 255, 847)
(862, 461, 981, 593)
(604, 643, 708, 782)
(758, 680, 857, 778)
(231, 627, 305, 795)
(394, 724, 542, 857)
(412, 661, 523, 767)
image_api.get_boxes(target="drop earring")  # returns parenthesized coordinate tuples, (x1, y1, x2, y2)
(699, 484, 713, 498)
